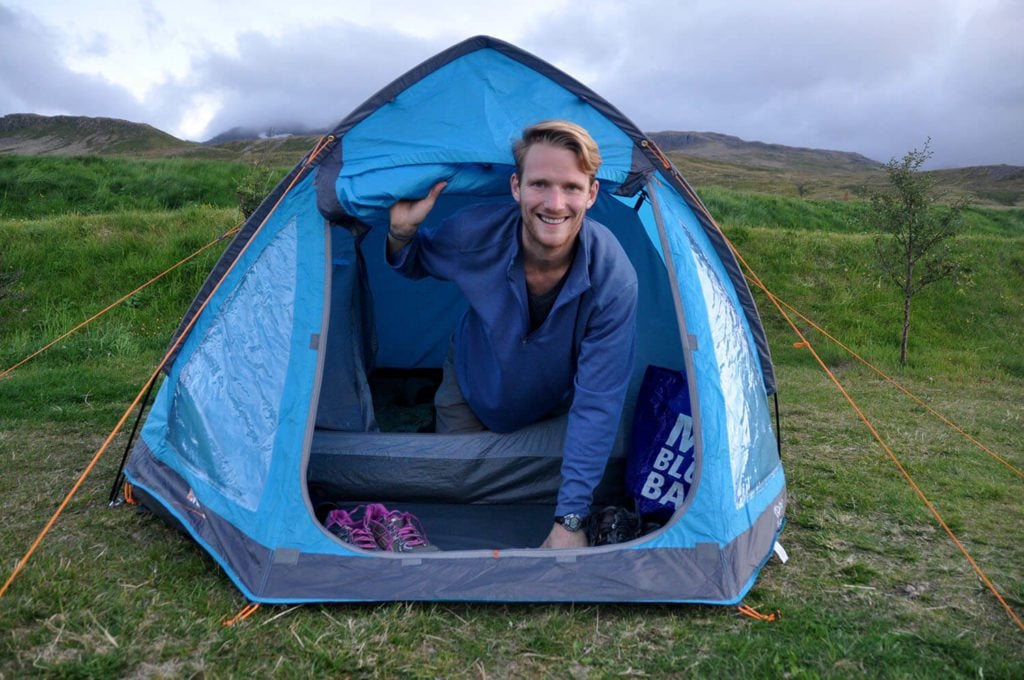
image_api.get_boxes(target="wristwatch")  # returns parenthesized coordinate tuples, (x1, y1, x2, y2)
(554, 513, 586, 532)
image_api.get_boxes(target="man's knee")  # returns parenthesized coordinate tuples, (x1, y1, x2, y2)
(434, 354, 485, 434)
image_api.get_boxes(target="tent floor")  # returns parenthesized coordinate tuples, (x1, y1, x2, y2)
(312, 500, 557, 551)
(313, 369, 622, 551)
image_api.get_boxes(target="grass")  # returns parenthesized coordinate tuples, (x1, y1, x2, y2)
(667, 152, 880, 201)
(0, 207, 234, 374)
(729, 228, 1024, 378)
(701, 185, 1024, 237)
(0, 155, 291, 219)
(1, 365, 1020, 677)
(0, 163, 1022, 677)
(671, 151, 1024, 210)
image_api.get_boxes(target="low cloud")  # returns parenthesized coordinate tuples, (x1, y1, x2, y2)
(0, 5, 148, 122)
(531, 0, 1024, 167)
(1, 0, 1021, 167)
(185, 26, 447, 140)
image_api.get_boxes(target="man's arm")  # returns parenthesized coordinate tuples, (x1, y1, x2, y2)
(543, 280, 639, 549)
(387, 181, 447, 257)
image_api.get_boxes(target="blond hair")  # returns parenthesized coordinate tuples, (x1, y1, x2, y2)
(513, 120, 602, 181)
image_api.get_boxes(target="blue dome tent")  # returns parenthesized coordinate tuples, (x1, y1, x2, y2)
(124, 35, 786, 604)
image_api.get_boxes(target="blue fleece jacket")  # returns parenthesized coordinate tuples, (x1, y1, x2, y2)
(389, 201, 638, 515)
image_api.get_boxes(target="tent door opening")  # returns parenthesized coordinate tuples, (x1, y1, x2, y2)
(306, 184, 686, 551)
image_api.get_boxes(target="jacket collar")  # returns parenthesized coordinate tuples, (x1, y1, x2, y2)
(506, 215, 593, 303)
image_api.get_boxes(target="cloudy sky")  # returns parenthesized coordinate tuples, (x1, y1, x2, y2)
(1, 0, 1021, 168)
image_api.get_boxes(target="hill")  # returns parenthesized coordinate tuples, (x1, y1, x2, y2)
(0, 114, 323, 164)
(649, 130, 883, 174)
(209, 133, 323, 159)
(658, 135, 1024, 207)
(927, 164, 1024, 207)
(203, 124, 325, 146)
(1, 114, 1022, 206)
(0, 113, 195, 157)
(0, 114, 886, 173)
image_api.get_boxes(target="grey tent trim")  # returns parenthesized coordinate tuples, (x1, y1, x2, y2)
(127, 439, 785, 603)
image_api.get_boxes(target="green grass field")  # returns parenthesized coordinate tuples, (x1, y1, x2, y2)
(0, 156, 1021, 677)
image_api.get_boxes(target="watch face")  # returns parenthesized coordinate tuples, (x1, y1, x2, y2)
(558, 514, 584, 532)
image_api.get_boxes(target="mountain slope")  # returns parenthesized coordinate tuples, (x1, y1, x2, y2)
(204, 124, 325, 146)
(1, 114, 1020, 206)
(0, 113, 196, 156)
(649, 131, 882, 174)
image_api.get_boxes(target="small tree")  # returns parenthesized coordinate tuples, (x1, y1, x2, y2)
(236, 158, 277, 219)
(869, 139, 969, 366)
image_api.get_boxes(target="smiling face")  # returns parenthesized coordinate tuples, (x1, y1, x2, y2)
(511, 141, 599, 265)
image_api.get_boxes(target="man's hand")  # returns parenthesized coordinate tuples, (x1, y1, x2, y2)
(540, 523, 588, 549)
(389, 181, 447, 239)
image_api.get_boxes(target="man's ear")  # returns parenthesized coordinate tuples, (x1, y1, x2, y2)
(510, 173, 521, 201)
(586, 179, 599, 209)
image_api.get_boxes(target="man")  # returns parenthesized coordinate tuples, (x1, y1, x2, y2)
(387, 120, 638, 549)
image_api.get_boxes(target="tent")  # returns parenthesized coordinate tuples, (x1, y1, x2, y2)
(124, 35, 786, 604)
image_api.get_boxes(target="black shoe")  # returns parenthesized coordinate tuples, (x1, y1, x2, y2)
(586, 506, 642, 546)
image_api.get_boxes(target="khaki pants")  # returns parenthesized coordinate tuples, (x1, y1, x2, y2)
(434, 342, 486, 434)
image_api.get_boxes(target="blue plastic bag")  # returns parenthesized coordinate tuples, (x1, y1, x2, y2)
(627, 365, 696, 520)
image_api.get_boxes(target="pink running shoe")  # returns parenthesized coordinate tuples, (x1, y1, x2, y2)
(365, 503, 439, 552)
(324, 507, 379, 550)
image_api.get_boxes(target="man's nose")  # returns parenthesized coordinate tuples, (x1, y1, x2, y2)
(544, 188, 567, 211)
